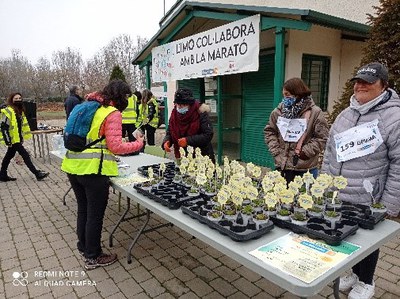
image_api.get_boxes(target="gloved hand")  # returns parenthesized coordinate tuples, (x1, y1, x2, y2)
(178, 138, 188, 148)
(163, 141, 171, 152)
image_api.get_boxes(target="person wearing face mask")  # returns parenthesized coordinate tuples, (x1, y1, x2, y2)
(321, 62, 400, 299)
(0, 92, 49, 182)
(162, 88, 214, 162)
(61, 80, 144, 270)
(264, 77, 329, 184)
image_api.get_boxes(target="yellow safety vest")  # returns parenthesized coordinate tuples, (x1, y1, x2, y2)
(61, 106, 119, 176)
(139, 97, 159, 128)
(122, 95, 138, 125)
(0, 106, 32, 145)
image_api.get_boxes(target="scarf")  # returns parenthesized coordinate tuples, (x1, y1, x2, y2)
(281, 97, 311, 119)
(350, 91, 388, 115)
(169, 101, 200, 158)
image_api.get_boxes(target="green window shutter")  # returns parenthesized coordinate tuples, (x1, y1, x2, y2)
(301, 54, 330, 111)
(177, 78, 203, 101)
(242, 55, 275, 168)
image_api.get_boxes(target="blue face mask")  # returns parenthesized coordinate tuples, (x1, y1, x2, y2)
(177, 106, 189, 114)
(282, 96, 296, 107)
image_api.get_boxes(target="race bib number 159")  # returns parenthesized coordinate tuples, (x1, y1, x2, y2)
(334, 119, 383, 162)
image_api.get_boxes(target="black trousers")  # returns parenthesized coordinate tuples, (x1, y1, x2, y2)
(0, 143, 38, 176)
(353, 249, 379, 284)
(67, 174, 110, 259)
(143, 124, 156, 146)
(122, 123, 137, 142)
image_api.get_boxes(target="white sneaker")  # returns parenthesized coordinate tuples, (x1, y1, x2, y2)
(339, 272, 359, 291)
(348, 281, 375, 299)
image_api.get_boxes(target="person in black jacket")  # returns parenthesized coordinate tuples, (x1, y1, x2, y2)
(64, 85, 84, 119)
(162, 88, 214, 162)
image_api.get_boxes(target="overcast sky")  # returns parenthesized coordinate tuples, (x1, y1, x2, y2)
(0, 0, 176, 63)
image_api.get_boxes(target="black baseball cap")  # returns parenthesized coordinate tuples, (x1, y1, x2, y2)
(350, 62, 388, 83)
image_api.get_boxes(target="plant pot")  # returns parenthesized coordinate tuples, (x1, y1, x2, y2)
(369, 206, 387, 214)
(223, 213, 238, 221)
(252, 216, 269, 229)
(323, 212, 342, 229)
(266, 209, 277, 217)
(290, 217, 309, 226)
(307, 210, 323, 218)
(207, 210, 223, 222)
(276, 214, 290, 221)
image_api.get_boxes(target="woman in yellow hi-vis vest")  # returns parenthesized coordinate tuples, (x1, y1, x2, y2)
(138, 89, 159, 146)
(0, 92, 49, 182)
(61, 80, 144, 270)
(122, 90, 141, 142)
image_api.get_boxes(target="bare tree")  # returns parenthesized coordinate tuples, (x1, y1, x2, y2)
(52, 47, 83, 97)
(0, 50, 34, 98)
(31, 57, 54, 100)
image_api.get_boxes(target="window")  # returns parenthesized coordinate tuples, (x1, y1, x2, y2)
(301, 55, 330, 111)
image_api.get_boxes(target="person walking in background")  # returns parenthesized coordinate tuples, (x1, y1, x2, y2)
(321, 62, 400, 299)
(61, 80, 144, 270)
(162, 88, 214, 162)
(122, 90, 141, 141)
(0, 93, 49, 182)
(264, 77, 329, 184)
(139, 89, 159, 146)
(65, 85, 84, 119)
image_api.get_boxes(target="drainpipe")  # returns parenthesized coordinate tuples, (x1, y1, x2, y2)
(145, 63, 151, 89)
(273, 26, 286, 107)
(217, 76, 223, 165)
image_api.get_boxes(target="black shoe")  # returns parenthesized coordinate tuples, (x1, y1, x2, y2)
(0, 175, 17, 182)
(85, 253, 117, 270)
(36, 171, 49, 181)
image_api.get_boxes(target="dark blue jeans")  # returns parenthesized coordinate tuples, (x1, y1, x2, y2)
(67, 174, 110, 259)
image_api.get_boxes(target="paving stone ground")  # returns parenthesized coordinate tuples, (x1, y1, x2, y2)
(0, 119, 399, 299)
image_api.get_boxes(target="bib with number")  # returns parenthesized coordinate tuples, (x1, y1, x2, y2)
(277, 116, 307, 142)
(334, 119, 383, 162)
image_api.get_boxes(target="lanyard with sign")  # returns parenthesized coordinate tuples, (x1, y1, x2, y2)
(334, 119, 383, 162)
(277, 117, 307, 143)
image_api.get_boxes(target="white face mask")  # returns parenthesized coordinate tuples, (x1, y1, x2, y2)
(177, 106, 189, 114)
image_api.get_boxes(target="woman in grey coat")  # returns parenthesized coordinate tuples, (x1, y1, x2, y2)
(321, 62, 400, 299)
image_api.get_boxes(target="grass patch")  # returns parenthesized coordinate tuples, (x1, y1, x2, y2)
(37, 111, 66, 120)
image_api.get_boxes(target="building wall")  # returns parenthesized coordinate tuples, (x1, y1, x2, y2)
(285, 25, 365, 112)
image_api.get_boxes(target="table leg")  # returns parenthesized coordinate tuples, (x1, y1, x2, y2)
(126, 209, 172, 264)
(33, 135, 37, 158)
(108, 197, 147, 247)
(333, 277, 340, 299)
(39, 133, 44, 159)
(45, 133, 51, 164)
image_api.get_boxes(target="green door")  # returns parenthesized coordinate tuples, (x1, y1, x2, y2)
(241, 54, 275, 168)
(177, 78, 204, 101)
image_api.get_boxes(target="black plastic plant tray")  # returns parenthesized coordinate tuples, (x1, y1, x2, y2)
(340, 202, 386, 230)
(181, 198, 274, 242)
(269, 216, 358, 246)
(137, 162, 177, 178)
(134, 181, 201, 209)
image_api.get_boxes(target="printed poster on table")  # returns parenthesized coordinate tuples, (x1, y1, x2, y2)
(151, 15, 260, 82)
(249, 233, 360, 283)
(334, 119, 383, 162)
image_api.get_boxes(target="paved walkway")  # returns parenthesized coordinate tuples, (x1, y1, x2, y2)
(0, 125, 399, 299)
